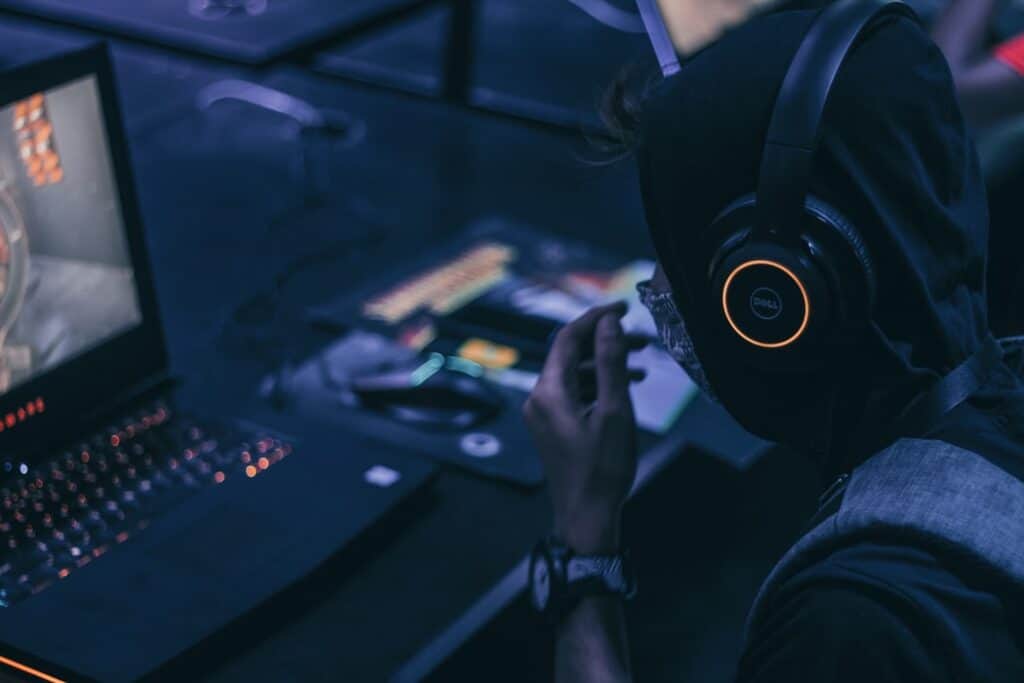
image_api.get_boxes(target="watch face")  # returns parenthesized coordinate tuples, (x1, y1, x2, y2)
(530, 553, 551, 611)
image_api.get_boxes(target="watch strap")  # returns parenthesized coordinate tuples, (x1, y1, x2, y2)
(530, 536, 638, 624)
(566, 554, 636, 598)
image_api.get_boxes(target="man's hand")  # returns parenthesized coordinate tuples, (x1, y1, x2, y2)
(523, 302, 639, 554)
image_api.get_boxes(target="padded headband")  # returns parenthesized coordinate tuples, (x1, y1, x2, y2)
(755, 0, 920, 237)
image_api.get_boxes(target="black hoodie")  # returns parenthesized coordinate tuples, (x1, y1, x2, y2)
(636, 8, 1024, 682)
(637, 9, 1024, 482)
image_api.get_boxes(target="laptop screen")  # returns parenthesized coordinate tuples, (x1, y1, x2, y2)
(0, 75, 142, 400)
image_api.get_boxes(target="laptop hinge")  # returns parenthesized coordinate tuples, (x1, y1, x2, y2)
(80, 371, 181, 427)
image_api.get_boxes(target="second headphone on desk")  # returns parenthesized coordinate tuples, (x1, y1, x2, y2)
(702, 0, 919, 370)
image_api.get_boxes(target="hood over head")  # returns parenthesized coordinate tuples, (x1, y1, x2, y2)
(637, 9, 1002, 474)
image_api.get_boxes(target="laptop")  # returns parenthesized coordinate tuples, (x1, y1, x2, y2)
(0, 45, 437, 682)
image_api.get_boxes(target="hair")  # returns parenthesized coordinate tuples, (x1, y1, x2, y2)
(594, 64, 659, 161)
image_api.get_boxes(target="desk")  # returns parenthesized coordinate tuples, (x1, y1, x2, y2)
(315, 0, 653, 130)
(0, 0, 443, 64)
(0, 20, 768, 680)
(135, 67, 766, 680)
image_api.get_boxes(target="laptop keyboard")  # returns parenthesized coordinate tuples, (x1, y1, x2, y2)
(0, 401, 293, 607)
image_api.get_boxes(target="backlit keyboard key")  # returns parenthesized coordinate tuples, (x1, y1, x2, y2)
(0, 402, 294, 607)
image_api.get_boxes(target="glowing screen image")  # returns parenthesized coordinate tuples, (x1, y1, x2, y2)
(0, 76, 142, 395)
(654, 0, 780, 55)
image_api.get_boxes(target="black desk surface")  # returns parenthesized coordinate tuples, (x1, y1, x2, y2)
(0, 14, 764, 680)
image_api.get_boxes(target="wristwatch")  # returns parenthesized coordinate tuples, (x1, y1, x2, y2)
(529, 535, 637, 622)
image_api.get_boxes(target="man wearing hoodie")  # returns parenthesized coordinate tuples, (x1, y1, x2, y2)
(524, 2, 1024, 681)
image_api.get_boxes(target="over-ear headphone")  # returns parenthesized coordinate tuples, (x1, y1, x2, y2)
(636, 0, 1003, 446)
(706, 0, 919, 369)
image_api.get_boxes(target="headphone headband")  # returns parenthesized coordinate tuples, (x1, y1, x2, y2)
(756, 0, 920, 237)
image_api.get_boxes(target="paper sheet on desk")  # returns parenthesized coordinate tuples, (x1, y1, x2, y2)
(628, 345, 698, 433)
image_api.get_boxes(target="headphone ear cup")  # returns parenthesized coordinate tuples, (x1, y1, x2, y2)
(706, 193, 759, 280)
(710, 194, 874, 294)
(707, 196, 830, 365)
(705, 193, 875, 368)
(803, 195, 876, 308)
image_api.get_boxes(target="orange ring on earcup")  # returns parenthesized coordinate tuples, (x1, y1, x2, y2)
(722, 259, 810, 349)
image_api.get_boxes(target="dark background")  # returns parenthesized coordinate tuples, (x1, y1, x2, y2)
(0, 0, 1008, 680)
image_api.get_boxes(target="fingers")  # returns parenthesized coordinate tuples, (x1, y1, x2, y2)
(577, 368, 644, 407)
(577, 332, 647, 402)
(537, 302, 628, 405)
(578, 362, 646, 382)
(594, 312, 631, 415)
(553, 330, 647, 358)
(546, 301, 628, 373)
